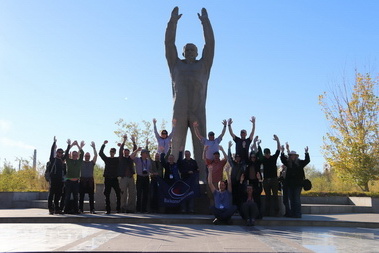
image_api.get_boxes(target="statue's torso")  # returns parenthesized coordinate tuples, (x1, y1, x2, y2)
(171, 59, 210, 116)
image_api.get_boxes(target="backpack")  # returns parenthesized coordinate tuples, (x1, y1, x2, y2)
(44, 160, 56, 182)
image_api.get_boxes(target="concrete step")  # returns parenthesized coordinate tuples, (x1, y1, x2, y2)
(31, 199, 373, 215)
(302, 204, 373, 214)
(1, 210, 378, 229)
(31, 200, 93, 210)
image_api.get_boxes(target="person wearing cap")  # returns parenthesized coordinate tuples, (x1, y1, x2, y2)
(153, 118, 176, 154)
(47, 136, 69, 215)
(257, 134, 281, 217)
(227, 116, 256, 162)
(133, 147, 152, 213)
(63, 139, 85, 214)
(193, 120, 227, 161)
(100, 140, 121, 214)
(280, 145, 310, 218)
(79, 141, 97, 214)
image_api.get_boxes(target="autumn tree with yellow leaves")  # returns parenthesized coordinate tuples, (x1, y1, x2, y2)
(319, 72, 379, 192)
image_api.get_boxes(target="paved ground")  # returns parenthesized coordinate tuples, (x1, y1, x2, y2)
(0, 208, 378, 252)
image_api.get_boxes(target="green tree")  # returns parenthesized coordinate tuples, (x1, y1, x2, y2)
(319, 72, 379, 191)
(0, 159, 47, 192)
(114, 119, 167, 153)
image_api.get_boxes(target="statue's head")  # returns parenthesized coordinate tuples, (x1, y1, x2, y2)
(182, 43, 198, 61)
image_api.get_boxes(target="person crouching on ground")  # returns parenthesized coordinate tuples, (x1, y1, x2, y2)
(239, 173, 259, 226)
(208, 165, 237, 225)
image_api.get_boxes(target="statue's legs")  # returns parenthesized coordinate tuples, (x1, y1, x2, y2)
(189, 119, 206, 183)
(172, 114, 207, 183)
(171, 116, 189, 159)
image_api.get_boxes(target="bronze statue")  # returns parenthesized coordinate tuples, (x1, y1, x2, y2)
(165, 6, 215, 181)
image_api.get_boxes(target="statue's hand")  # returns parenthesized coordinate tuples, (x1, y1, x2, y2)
(197, 8, 208, 21)
(170, 6, 182, 22)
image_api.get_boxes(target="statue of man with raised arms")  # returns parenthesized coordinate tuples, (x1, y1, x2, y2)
(165, 6, 215, 181)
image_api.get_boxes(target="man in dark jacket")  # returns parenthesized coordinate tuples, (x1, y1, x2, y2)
(100, 140, 121, 214)
(47, 136, 69, 215)
(280, 147, 310, 218)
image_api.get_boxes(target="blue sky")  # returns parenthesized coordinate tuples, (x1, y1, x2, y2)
(0, 1, 378, 171)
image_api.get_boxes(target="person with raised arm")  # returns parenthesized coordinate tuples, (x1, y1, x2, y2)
(257, 134, 281, 217)
(64, 140, 85, 214)
(153, 118, 176, 154)
(208, 164, 237, 225)
(118, 134, 138, 213)
(227, 117, 256, 162)
(79, 141, 97, 214)
(133, 146, 152, 213)
(47, 136, 69, 215)
(193, 120, 227, 161)
(280, 144, 310, 218)
(100, 140, 121, 214)
(243, 136, 263, 219)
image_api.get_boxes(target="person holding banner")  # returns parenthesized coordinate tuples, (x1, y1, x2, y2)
(208, 164, 237, 225)
(177, 148, 199, 213)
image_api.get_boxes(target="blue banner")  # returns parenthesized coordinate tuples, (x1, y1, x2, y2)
(157, 174, 199, 207)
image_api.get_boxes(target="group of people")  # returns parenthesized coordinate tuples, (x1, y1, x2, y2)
(195, 117, 310, 225)
(46, 120, 199, 215)
(47, 137, 97, 215)
(46, 116, 310, 226)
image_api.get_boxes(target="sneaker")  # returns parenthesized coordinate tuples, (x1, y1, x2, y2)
(90, 210, 96, 214)
(212, 218, 220, 225)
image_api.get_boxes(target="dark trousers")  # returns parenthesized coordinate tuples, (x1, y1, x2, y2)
(240, 201, 259, 221)
(136, 175, 149, 213)
(104, 177, 121, 212)
(288, 185, 302, 217)
(79, 177, 95, 211)
(263, 178, 279, 216)
(252, 180, 263, 218)
(64, 180, 79, 213)
(282, 182, 290, 216)
(48, 178, 64, 212)
(210, 205, 237, 221)
(150, 177, 159, 212)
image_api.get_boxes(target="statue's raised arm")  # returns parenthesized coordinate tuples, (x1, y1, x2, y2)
(165, 6, 182, 72)
(198, 8, 215, 69)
